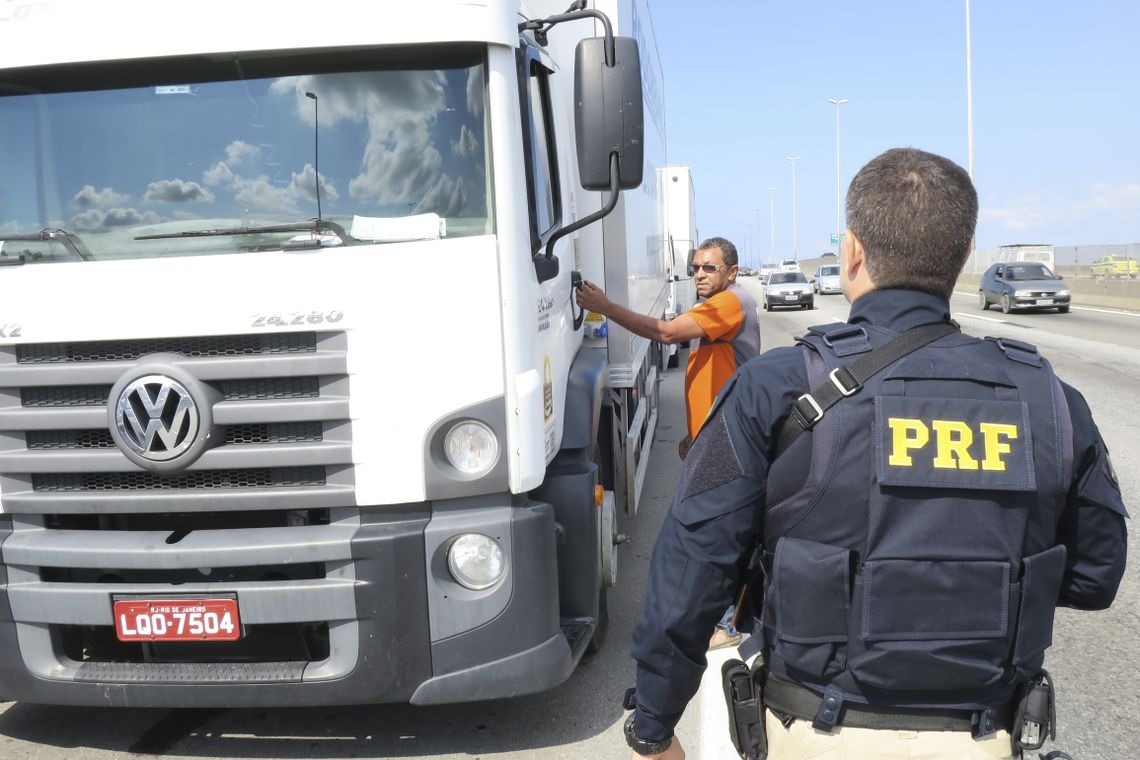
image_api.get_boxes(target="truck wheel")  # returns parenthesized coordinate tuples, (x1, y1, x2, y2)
(1000, 294, 1012, 314)
(978, 291, 989, 310)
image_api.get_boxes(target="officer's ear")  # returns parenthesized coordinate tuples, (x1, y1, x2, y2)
(842, 230, 876, 297)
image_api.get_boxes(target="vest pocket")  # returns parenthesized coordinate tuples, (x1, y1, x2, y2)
(1011, 544, 1067, 678)
(847, 559, 1012, 690)
(771, 537, 850, 678)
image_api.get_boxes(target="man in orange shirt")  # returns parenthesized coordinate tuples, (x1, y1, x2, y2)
(575, 236, 761, 455)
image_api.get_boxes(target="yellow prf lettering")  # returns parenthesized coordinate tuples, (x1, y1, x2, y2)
(979, 422, 1018, 471)
(888, 418, 929, 466)
(931, 420, 979, 470)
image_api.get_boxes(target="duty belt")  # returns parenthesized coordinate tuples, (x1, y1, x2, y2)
(764, 676, 1012, 736)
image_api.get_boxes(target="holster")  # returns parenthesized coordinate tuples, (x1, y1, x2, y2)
(721, 657, 767, 760)
(1011, 669, 1056, 754)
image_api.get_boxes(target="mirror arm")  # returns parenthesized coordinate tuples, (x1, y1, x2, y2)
(519, 7, 615, 66)
(542, 153, 620, 268)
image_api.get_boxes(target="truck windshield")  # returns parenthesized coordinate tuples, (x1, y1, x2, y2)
(0, 47, 492, 262)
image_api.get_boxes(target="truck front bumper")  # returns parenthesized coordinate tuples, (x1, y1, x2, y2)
(0, 498, 569, 707)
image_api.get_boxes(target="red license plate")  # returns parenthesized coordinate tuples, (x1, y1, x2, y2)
(113, 597, 241, 642)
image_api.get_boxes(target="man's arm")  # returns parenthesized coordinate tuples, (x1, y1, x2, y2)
(630, 375, 770, 742)
(1057, 383, 1128, 610)
(575, 281, 706, 345)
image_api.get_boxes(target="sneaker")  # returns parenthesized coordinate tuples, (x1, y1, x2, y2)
(709, 627, 742, 651)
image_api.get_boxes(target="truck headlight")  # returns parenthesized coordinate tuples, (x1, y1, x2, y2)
(444, 420, 499, 475)
(447, 533, 506, 590)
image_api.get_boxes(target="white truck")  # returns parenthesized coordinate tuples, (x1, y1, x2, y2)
(660, 165, 697, 369)
(0, 0, 668, 707)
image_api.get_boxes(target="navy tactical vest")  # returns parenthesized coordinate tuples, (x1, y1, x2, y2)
(759, 321, 1074, 716)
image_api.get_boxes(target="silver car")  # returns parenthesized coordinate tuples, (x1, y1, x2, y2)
(763, 271, 814, 310)
(813, 264, 842, 295)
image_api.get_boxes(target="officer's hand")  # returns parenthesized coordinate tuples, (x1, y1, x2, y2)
(630, 736, 685, 760)
(575, 280, 610, 315)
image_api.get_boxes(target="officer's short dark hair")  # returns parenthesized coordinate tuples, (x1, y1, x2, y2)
(698, 236, 738, 268)
(845, 147, 977, 298)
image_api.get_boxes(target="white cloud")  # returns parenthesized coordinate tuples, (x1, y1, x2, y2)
(291, 164, 340, 204)
(203, 161, 237, 188)
(74, 185, 130, 209)
(273, 71, 450, 207)
(981, 181, 1140, 236)
(466, 68, 484, 118)
(143, 179, 215, 204)
(234, 176, 297, 215)
(452, 124, 479, 157)
(70, 207, 161, 231)
(416, 174, 468, 217)
(1079, 182, 1140, 215)
(225, 140, 262, 166)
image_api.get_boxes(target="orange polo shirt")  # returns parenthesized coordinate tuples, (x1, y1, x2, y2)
(684, 289, 745, 439)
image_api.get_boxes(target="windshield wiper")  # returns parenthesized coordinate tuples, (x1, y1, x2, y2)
(135, 219, 356, 247)
(0, 228, 89, 263)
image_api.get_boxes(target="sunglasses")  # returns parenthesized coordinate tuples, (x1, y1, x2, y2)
(688, 263, 726, 276)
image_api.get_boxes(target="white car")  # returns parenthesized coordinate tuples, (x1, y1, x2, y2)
(813, 264, 842, 295)
(778, 258, 801, 273)
(763, 271, 814, 310)
(759, 261, 779, 279)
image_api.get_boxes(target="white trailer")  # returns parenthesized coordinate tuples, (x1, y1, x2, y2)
(0, 0, 667, 707)
(661, 165, 698, 368)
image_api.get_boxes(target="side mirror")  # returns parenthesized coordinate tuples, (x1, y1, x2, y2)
(575, 36, 644, 191)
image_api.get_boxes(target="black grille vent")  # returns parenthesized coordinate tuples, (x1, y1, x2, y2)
(17, 333, 316, 364)
(226, 423, 323, 445)
(33, 467, 326, 491)
(26, 423, 323, 449)
(22, 385, 112, 407)
(27, 430, 115, 449)
(219, 377, 320, 400)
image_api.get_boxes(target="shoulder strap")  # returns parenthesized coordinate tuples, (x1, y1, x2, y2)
(775, 321, 959, 456)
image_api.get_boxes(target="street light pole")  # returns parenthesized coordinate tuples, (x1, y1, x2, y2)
(768, 186, 776, 262)
(755, 207, 762, 269)
(965, 0, 975, 181)
(786, 156, 800, 261)
(827, 98, 848, 252)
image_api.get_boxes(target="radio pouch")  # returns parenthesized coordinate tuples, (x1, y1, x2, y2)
(722, 657, 767, 760)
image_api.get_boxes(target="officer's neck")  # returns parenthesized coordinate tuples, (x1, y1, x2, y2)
(847, 288, 953, 331)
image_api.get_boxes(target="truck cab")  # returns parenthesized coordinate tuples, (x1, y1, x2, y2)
(0, 0, 666, 708)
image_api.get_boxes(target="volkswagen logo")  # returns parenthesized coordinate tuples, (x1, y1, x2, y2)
(114, 374, 200, 462)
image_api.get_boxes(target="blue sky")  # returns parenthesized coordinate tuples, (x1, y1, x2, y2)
(650, 1, 1140, 266)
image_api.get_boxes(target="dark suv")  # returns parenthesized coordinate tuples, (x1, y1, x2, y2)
(978, 262, 1070, 314)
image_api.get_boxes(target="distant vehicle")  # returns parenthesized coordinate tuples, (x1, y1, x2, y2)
(778, 259, 800, 273)
(759, 261, 779, 278)
(812, 264, 841, 295)
(1089, 254, 1138, 279)
(763, 270, 813, 310)
(820, 251, 837, 258)
(979, 262, 1070, 314)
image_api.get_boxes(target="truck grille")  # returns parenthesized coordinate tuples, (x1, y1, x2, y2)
(0, 331, 354, 513)
(0, 332, 361, 681)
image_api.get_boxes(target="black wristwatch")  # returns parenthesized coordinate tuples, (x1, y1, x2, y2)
(623, 712, 673, 756)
